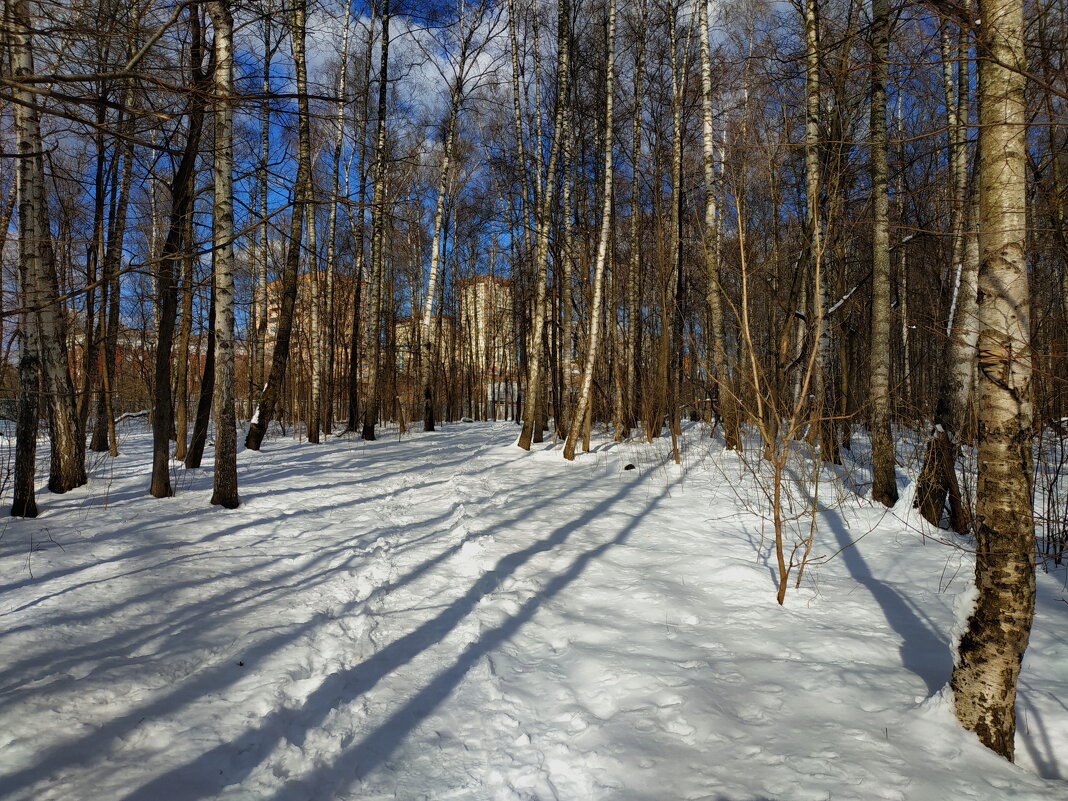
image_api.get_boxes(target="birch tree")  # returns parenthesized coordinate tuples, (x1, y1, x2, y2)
(344, 16, 375, 433)
(915, 15, 977, 531)
(802, 0, 838, 463)
(624, 0, 648, 438)
(868, 0, 896, 506)
(209, 0, 238, 508)
(362, 0, 391, 441)
(417, 0, 501, 432)
(950, 0, 1036, 759)
(665, 0, 688, 463)
(699, 0, 738, 450)
(9, 0, 39, 517)
(10, 0, 86, 499)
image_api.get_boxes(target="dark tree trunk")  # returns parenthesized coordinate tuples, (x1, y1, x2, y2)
(186, 291, 217, 470)
(150, 6, 208, 497)
(246, 0, 312, 451)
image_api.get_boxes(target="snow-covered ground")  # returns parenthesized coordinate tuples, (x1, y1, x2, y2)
(0, 421, 1066, 800)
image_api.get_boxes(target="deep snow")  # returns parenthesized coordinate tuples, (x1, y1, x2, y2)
(0, 421, 1066, 800)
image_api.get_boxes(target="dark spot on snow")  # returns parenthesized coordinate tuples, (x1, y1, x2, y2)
(238, 661, 244, 667)
(623, 464, 636, 471)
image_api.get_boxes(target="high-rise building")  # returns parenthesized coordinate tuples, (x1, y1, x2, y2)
(457, 274, 518, 419)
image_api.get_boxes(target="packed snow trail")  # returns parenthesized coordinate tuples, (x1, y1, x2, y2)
(0, 422, 1066, 800)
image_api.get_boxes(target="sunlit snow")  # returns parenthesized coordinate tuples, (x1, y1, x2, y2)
(0, 421, 1065, 800)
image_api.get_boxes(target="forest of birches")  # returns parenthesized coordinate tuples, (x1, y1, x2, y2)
(3, 0, 1067, 759)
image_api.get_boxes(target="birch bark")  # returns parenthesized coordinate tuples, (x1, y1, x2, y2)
(10, 0, 87, 497)
(209, 0, 239, 508)
(868, 0, 896, 506)
(951, 0, 1036, 760)
(699, 0, 738, 450)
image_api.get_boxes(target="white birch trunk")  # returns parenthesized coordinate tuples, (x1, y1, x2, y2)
(803, 0, 837, 462)
(10, 0, 86, 495)
(209, 0, 239, 508)
(869, 0, 896, 506)
(951, 0, 1035, 760)
(698, 0, 739, 450)
(915, 29, 979, 532)
(420, 76, 464, 432)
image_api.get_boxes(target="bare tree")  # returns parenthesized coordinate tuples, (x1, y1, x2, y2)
(344, 15, 375, 433)
(209, 0, 238, 508)
(362, 0, 392, 441)
(517, 0, 570, 450)
(149, 4, 208, 497)
(9, 0, 39, 517)
(950, 0, 1036, 760)
(323, 0, 352, 435)
(868, 0, 896, 506)
(699, 0, 738, 451)
(915, 14, 977, 531)
(623, 0, 648, 440)
(417, 0, 502, 432)
(246, 0, 313, 450)
(9, 0, 86, 502)
(802, 0, 838, 464)
(564, 0, 615, 461)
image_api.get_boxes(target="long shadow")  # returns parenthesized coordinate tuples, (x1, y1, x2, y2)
(0, 457, 547, 700)
(0, 456, 609, 796)
(0, 476, 457, 629)
(821, 507, 952, 695)
(236, 452, 479, 504)
(75, 442, 472, 510)
(0, 436, 491, 593)
(1, 435, 530, 687)
(1016, 684, 1065, 780)
(117, 472, 665, 800)
(0, 442, 520, 607)
(0, 493, 292, 595)
(0, 495, 379, 626)
(280, 481, 672, 800)
(0, 521, 393, 698)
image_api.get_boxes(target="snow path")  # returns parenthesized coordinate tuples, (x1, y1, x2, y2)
(0, 422, 1066, 800)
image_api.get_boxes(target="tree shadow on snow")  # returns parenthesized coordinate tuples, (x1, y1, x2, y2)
(1016, 687, 1066, 780)
(0, 442, 628, 799)
(111, 471, 671, 801)
(0, 438, 521, 611)
(821, 506, 952, 696)
(0, 476, 456, 633)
